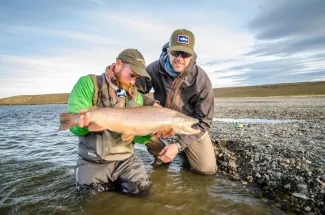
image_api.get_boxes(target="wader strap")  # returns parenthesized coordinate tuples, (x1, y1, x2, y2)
(106, 66, 118, 107)
(90, 73, 105, 107)
(90, 74, 99, 106)
(90, 65, 138, 108)
(99, 73, 111, 107)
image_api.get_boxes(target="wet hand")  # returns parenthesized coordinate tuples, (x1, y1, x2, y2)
(153, 103, 162, 107)
(78, 110, 90, 128)
(151, 129, 163, 138)
(158, 144, 179, 163)
(151, 129, 175, 138)
(151, 103, 175, 137)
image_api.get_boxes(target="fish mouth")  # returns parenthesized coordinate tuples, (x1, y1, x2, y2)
(178, 127, 201, 135)
(172, 116, 200, 135)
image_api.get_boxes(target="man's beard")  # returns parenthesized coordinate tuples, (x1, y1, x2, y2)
(116, 78, 134, 96)
(114, 71, 131, 90)
(119, 83, 131, 90)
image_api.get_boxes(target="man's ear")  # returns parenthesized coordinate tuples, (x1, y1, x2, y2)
(167, 48, 170, 55)
(115, 59, 122, 66)
(115, 60, 123, 71)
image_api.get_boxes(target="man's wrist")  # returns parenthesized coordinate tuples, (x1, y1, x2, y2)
(175, 142, 183, 152)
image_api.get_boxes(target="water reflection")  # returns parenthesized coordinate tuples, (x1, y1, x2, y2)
(0, 105, 284, 215)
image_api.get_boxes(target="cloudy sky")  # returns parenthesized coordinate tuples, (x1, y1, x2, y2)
(0, 0, 324, 98)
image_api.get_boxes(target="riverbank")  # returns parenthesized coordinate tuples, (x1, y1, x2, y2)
(210, 97, 325, 215)
(1, 81, 325, 105)
(0, 93, 70, 105)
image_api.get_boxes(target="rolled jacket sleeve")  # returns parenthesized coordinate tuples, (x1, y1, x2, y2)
(177, 82, 214, 150)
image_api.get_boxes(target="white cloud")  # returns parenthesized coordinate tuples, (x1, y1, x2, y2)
(99, 11, 255, 63)
(0, 53, 112, 98)
(310, 76, 325, 81)
(0, 14, 257, 98)
(4, 25, 120, 46)
(194, 26, 254, 63)
(212, 77, 249, 88)
(99, 12, 257, 89)
(0, 6, 269, 98)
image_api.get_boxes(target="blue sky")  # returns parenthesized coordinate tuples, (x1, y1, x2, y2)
(0, 0, 324, 98)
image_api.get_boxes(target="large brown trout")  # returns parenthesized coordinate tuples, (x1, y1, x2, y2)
(59, 106, 200, 143)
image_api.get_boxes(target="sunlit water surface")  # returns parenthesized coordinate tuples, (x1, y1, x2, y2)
(0, 105, 284, 215)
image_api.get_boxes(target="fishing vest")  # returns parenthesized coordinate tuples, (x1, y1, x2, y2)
(77, 66, 141, 163)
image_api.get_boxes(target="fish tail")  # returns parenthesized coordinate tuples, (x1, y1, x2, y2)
(59, 113, 80, 130)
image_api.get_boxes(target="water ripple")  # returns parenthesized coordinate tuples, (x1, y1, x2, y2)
(0, 105, 282, 215)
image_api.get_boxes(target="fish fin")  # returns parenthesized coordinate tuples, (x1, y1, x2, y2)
(161, 127, 174, 138)
(59, 113, 80, 130)
(88, 122, 107, 131)
(121, 133, 135, 144)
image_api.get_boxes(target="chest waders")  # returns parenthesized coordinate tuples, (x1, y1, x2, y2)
(77, 66, 141, 163)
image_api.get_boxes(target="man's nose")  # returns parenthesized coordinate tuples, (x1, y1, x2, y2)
(175, 54, 183, 60)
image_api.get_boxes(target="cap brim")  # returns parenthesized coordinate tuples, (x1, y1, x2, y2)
(169, 45, 194, 55)
(130, 64, 151, 80)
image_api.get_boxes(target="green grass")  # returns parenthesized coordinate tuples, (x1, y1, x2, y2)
(213, 81, 325, 98)
(1, 81, 325, 105)
(0, 93, 70, 105)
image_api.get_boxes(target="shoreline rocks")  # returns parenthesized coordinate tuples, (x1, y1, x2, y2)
(210, 97, 325, 215)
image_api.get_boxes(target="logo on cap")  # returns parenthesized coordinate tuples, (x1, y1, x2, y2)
(177, 35, 189, 45)
(136, 58, 145, 65)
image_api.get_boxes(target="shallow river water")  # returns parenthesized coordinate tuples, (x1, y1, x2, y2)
(0, 105, 284, 215)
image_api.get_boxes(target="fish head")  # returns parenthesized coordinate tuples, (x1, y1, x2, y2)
(172, 113, 201, 135)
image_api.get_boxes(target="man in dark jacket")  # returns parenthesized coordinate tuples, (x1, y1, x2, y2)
(136, 29, 217, 175)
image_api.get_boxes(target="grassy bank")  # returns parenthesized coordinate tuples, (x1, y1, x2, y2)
(1, 81, 325, 105)
(0, 93, 70, 105)
(213, 81, 325, 98)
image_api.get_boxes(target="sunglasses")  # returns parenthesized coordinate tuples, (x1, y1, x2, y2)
(170, 51, 193, 58)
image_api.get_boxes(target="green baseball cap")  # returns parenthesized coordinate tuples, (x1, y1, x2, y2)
(117, 48, 151, 79)
(169, 29, 195, 55)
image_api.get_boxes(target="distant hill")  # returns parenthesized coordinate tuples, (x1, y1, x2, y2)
(0, 93, 70, 105)
(213, 81, 325, 98)
(1, 81, 325, 105)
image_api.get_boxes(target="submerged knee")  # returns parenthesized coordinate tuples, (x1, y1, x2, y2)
(192, 163, 217, 175)
(120, 181, 151, 196)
